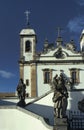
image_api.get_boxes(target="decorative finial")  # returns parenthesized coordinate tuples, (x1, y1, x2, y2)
(24, 10, 30, 27)
(56, 27, 63, 47)
(56, 27, 63, 37)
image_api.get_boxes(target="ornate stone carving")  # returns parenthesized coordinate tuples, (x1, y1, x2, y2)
(65, 40, 76, 52)
(54, 47, 65, 59)
(52, 73, 68, 118)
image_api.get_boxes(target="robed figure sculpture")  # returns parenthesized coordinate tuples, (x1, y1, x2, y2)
(52, 73, 68, 118)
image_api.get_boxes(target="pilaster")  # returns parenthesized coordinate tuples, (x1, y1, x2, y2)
(19, 64, 24, 79)
(30, 63, 37, 97)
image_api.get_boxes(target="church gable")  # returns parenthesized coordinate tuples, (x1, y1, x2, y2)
(38, 33, 81, 60)
(39, 46, 81, 62)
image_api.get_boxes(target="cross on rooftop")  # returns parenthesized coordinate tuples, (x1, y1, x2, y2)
(24, 10, 30, 27)
(56, 27, 63, 37)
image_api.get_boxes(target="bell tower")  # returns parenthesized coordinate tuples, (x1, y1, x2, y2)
(20, 28, 37, 61)
(19, 27, 37, 97)
(19, 12, 37, 97)
(20, 10, 37, 62)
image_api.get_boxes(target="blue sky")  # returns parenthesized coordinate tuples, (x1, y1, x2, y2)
(0, 0, 84, 92)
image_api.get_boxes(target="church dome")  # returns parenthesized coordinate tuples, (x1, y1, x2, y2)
(20, 28, 36, 35)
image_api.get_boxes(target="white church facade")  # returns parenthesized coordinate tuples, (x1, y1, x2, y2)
(18, 26, 84, 129)
(19, 26, 84, 98)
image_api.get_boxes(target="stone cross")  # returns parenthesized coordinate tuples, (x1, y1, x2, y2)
(56, 27, 63, 37)
(24, 10, 30, 26)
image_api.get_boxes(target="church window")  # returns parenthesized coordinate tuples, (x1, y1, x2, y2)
(69, 68, 80, 84)
(25, 40, 31, 52)
(43, 69, 52, 84)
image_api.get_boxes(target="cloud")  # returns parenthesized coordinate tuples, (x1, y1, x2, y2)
(67, 16, 84, 34)
(0, 70, 15, 79)
(76, 0, 84, 6)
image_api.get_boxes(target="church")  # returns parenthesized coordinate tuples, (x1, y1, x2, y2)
(0, 20, 84, 130)
(18, 23, 84, 126)
(19, 24, 84, 98)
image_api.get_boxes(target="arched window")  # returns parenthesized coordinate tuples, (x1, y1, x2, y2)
(25, 40, 31, 52)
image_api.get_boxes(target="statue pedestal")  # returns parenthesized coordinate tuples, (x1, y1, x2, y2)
(53, 117, 68, 130)
(17, 99, 26, 107)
